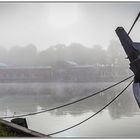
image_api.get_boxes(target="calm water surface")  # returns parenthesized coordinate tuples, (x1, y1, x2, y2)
(0, 81, 139, 138)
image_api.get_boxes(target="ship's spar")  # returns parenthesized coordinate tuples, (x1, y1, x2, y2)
(116, 12, 140, 108)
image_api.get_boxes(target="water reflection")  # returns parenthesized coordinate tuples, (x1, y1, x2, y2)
(0, 82, 139, 119)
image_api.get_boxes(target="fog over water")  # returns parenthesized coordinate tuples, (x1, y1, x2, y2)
(0, 2, 140, 137)
(0, 81, 139, 137)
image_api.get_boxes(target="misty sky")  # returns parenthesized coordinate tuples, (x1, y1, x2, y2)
(0, 2, 140, 51)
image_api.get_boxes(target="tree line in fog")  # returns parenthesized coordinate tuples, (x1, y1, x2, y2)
(0, 40, 129, 67)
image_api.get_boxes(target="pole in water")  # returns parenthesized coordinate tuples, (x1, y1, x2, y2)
(128, 12, 140, 35)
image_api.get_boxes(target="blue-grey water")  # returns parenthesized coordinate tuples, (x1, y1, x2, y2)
(0, 81, 139, 137)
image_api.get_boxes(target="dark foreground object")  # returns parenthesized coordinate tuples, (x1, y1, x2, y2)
(11, 118, 28, 128)
(116, 27, 140, 108)
(0, 119, 48, 137)
(116, 27, 140, 81)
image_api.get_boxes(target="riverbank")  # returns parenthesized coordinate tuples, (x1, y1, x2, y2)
(0, 123, 16, 137)
(0, 119, 47, 137)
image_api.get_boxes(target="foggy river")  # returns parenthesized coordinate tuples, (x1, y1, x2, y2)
(1, 1, 140, 138)
(0, 81, 140, 137)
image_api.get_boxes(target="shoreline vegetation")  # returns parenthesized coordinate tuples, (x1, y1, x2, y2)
(0, 123, 17, 137)
(0, 40, 127, 68)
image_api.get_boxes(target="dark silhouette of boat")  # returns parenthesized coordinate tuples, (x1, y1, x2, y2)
(116, 27, 140, 108)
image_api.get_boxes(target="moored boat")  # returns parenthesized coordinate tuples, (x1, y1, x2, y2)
(116, 26, 140, 108)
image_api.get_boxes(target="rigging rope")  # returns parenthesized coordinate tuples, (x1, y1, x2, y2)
(0, 75, 134, 119)
(128, 12, 140, 35)
(47, 79, 133, 136)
